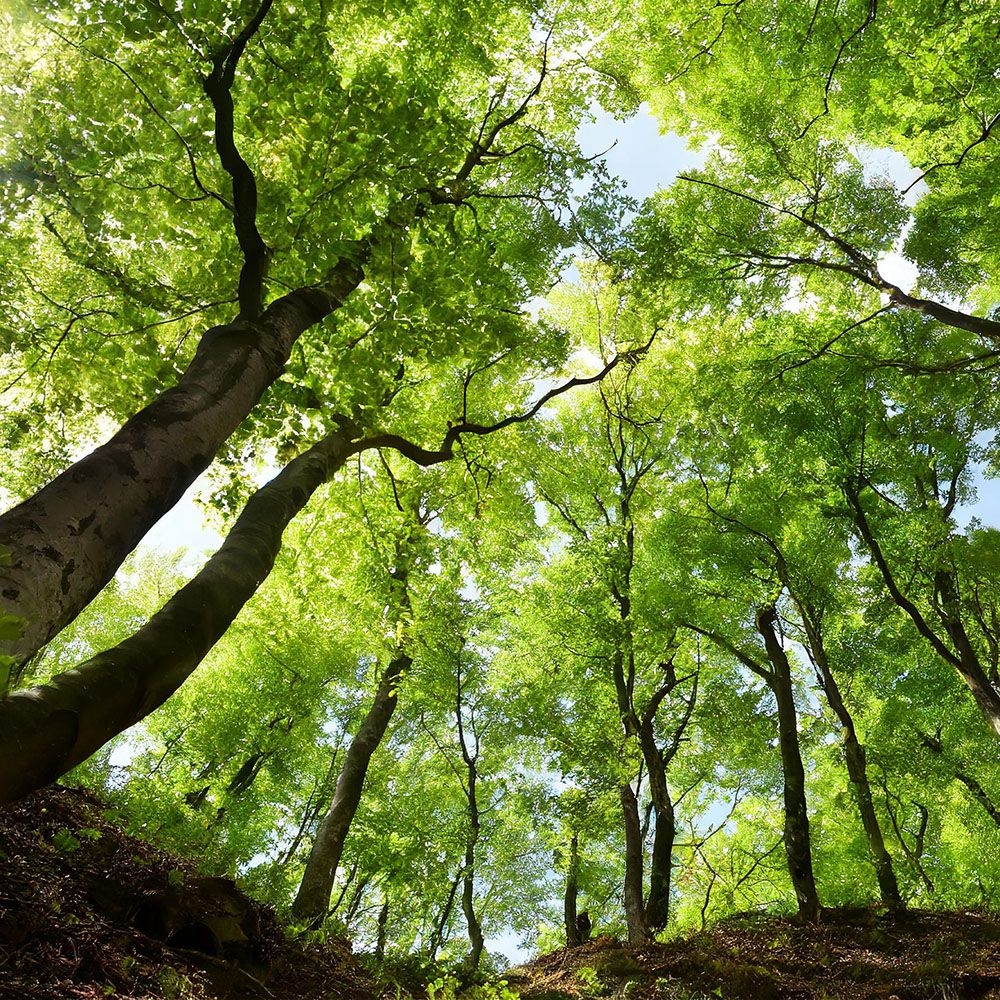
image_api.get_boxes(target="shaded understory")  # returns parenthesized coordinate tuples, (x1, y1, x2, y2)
(5, 786, 1000, 999)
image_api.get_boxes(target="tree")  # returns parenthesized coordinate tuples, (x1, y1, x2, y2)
(0, 0, 610, 713)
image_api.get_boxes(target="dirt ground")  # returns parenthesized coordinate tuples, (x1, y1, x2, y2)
(6, 784, 1000, 1000)
(0, 784, 379, 1000)
(507, 910, 1000, 1000)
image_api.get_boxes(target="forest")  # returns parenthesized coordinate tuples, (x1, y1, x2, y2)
(2, 1, 1000, 998)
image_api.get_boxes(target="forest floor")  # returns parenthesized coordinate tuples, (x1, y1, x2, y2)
(0, 784, 377, 1000)
(6, 786, 1000, 1000)
(507, 912, 1000, 1000)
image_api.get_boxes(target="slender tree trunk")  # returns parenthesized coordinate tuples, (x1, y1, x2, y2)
(639, 723, 674, 934)
(427, 871, 462, 960)
(564, 831, 581, 947)
(461, 759, 484, 972)
(846, 486, 1000, 735)
(0, 430, 362, 804)
(0, 259, 366, 671)
(291, 652, 410, 925)
(343, 876, 371, 925)
(756, 606, 820, 922)
(620, 781, 650, 945)
(920, 732, 1000, 828)
(802, 617, 901, 909)
(375, 897, 389, 961)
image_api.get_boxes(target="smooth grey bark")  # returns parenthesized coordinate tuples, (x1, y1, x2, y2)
(0, 429, 362, 804)
(620, 781, 650, 945)
(290, 651, 410, 926)
(0, 358, 625, 804)
(797, 603, 902, 909)
(0, 261, 365, 672)
(564, 831, 581, 947)
(755, 605, 821, 923)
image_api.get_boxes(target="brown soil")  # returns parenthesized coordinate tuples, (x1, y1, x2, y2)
(0, 784, 380, 1000)
(505, 910, 1000, 1000)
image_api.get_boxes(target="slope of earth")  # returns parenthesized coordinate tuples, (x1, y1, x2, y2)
(0, 785, 379, 1000)
(505, 910, 1000, 1000)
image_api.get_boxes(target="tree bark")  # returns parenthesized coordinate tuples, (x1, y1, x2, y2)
(756, 605, 820, 922)
(375, 897, 389, 961)
(427, 871, 462, 960)
(0, 259, 366, 670)
(920, 732, 1000, 828)
(800, 611, 902, 909)
(620, 781, 650, 944)
(461, 760, 484, 972)
(564, 831, 581, 947)
(291, 651, 410, 926)
(0, 430, 362, 804)
(638, 719, 674, 934)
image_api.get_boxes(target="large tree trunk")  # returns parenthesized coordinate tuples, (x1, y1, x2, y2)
(756, 605, 820, 923)
(0, 258, 366, 672)
(291, 651, 410, 926)
(620, 781, 650, 945)
(799, 609, 902, 909)
(564, 831, 581, 947)
(0, 430, 362, 804)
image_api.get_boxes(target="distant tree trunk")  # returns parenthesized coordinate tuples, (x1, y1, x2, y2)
(461, 760, 484, 972)
(291, 651, 410, 926)
(375, 897, 389, 960)
(845, 485, 1000, 736)
(453, 652, 485, 974)
(344, 876, 371, 925)
(620, 781, 650, 945)
(756, 605, 820, 923)
(564, 831, 581, 947)
(883, 787, 935, 895)
(800, 609, 902, 910)
(920, 731, 1000, 828)
(427, 871, 462, 960)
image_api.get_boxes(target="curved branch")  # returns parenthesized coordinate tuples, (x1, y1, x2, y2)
(203, 0, 274, 318)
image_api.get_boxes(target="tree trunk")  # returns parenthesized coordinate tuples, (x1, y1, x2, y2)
(756, 606, 820, 922)
(462, 760, 484, 972)
(564, 831, 581, 947)
(920, 732, 1000, 829)
(0, 259, 366, 671)
(0, 430, 362, 804)
(802, 615, 902, 909)
(620, 781, 650, 945)
(375, 897, 389, 961)
(427, 871, 462, 960)
(639, 721, 674, 934)
(291, 652, 410, 926)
